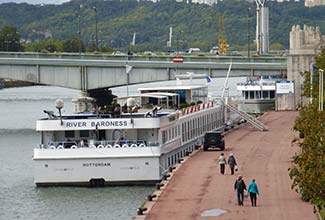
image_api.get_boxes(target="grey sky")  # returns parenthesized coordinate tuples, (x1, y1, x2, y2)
(0, 0, 70, 4)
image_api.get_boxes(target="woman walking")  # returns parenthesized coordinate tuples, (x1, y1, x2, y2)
(228, 153, 237, 175)
(218, 153, 227, 175)
(247, 179, 259, 206)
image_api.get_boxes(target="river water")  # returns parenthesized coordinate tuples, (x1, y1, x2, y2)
(0, 77, 244, 220)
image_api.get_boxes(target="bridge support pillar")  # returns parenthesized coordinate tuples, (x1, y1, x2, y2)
(80, 66, 87, 92)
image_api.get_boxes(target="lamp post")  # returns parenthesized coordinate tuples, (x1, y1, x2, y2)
(76, 4, 84, 55)
(319, 69, 324, 111)
(93, 6, 98, 51)
(77, 14, 81, 54)
(247, 7, 251, 58)
(55, 99, 64, 125)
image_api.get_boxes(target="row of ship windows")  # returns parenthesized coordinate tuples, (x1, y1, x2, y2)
(242, 90, 275, 100)
(161, 111, 223, 143)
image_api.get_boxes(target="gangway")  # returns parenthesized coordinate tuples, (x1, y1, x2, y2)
(226, 103, 268, 131)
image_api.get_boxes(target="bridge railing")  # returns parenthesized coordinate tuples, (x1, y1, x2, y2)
(0, 52, 287, 64)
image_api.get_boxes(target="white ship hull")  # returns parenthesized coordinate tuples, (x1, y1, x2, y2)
(34, 147, 161, 186)
(237, 99, 275, 114)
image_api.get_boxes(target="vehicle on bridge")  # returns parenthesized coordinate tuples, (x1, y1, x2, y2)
(33, 82, 225, 186)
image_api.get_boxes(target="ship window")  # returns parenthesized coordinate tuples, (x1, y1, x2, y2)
(256, 91, 261, 99)
(162, 131, 167, 143)
(187, 121, 190, 140)
(263, 91, 268, 99)
(249, 91, 254, 99)
(270, 91, 275, 98)
(80, 130, 89, 138)
(65, 131, 74, 138)
(182, 123, 185, 141)
(245, 91, 248, 99)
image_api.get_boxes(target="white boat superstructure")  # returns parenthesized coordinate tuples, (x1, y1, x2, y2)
(236, 77, 277, 113)
(33, 84, 225, 186)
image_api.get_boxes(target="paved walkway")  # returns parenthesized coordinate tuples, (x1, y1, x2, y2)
(144, 111, 317, 220)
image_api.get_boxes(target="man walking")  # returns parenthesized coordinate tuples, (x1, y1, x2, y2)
(248, 179, 259, 206)
(218, 153, 226, 175)
(234, 175, 247, 206)
(228, 153, 237, 175)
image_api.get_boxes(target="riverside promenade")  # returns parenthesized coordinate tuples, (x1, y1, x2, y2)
(136, 111, 317, 220)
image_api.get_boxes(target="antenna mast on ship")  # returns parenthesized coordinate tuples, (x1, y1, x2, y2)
(167, 26, 172, 47)
(221, 63, 232, 102)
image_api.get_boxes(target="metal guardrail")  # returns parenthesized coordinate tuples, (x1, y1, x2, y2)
(226, 104, 268, 131)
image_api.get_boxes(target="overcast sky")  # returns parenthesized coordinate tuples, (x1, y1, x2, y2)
(0, 0, 70, 4)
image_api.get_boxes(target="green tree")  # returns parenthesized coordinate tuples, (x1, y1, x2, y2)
(269, 43, 285, 51)
(290, 48, 325, 217)
(0, 26, 23, 52)
(63, 38, 85, 53)
(25, 39, 63, 53)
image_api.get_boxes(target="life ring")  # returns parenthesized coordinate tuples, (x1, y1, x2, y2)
(105, 144, 112, 148)
(57, 145, 64, 149)
(122, 144, 129, 148)
(70, 145, 77, 149)
(97, 144, 104, 148)
(89, 144, 96, 148)
(139, 143, 146, 147)
(49, 145, 56, 149)
(114, 144, 121, 148)
(131, 144, 137, 148)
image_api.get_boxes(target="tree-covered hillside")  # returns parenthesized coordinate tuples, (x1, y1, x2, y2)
(0, 0, 324, 52)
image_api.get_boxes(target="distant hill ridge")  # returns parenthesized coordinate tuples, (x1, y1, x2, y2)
(0, 0, 324, 51)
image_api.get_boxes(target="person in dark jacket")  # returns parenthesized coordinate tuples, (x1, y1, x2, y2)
(248, 179, 259, 206)
(228, 153, 237, 175)
(234, 175, 247, 206)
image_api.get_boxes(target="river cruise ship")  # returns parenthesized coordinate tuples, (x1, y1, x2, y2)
(33, 83, 225, 186)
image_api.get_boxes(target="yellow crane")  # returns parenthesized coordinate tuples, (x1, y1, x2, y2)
(218, 13, 227, 55)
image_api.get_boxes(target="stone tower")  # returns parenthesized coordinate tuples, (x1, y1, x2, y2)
(287, 25, 325, 106)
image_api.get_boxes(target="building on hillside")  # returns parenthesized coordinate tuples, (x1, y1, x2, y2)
(305, 0, 325, 7)
(287, 24, 325, 106)
(191, 0, 218, 5)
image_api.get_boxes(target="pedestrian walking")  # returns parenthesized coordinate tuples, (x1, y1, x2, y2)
(234, 175, 247, 206)
(248, 179, 259, 207)
(228, 153, 237, 175)
(218, 153, 227, 175)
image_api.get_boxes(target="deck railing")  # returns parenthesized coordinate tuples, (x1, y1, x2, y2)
(42, 139, 160, 149)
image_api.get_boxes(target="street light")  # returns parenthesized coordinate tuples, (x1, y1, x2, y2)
(55, 99, 64, 125)
(93, 6, 98, 51)
(319, 69, 324, 111)
(77, 4, 83, 55)
(247, 7, 251, 57)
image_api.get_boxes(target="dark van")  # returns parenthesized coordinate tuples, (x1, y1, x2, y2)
(203, 131, 225, 151)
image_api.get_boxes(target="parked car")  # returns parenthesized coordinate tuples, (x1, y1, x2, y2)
(203, 131, 225, 151)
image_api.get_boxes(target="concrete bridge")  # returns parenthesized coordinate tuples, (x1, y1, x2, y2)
(0, 52, 287, 92)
